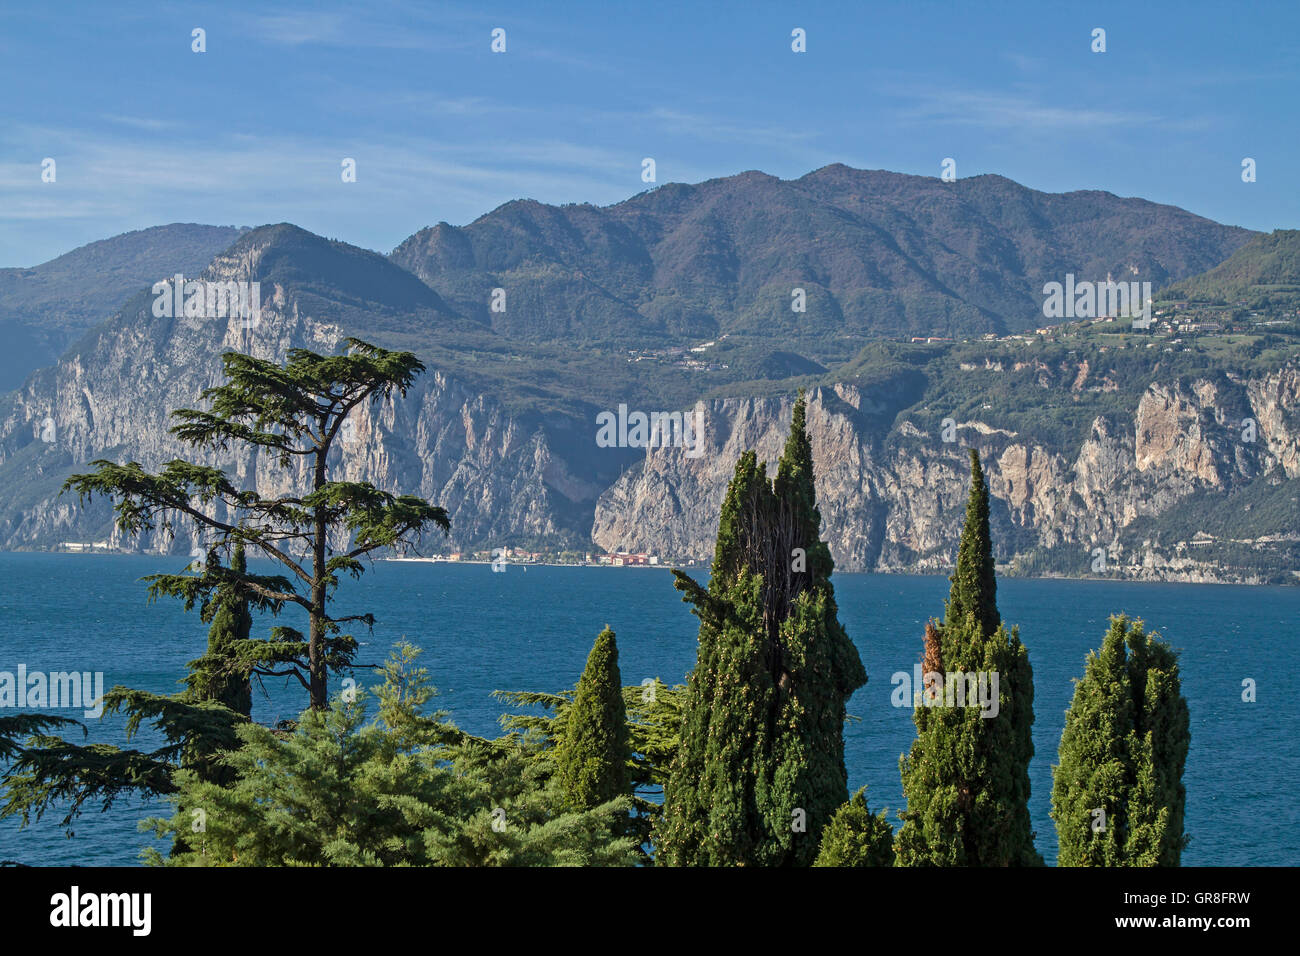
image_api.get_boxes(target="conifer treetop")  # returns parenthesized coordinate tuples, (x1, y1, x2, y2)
(555, 627, 631, 811)
(1051, 615, 1190, 866)
(661, 389, 865, 866)
(945, 448, 1000, 639)
(775, 389, 834, 586)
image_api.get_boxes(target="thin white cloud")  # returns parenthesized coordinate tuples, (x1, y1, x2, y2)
(249, 5, 479, 52)
(646, 107, 818, 148)
(1002, 52, 1045, 74)
(252, 13, 351, 47)
(101, 114, 175, 132)
(0, 125, 649, 239)
(897, 87, 1162, 131)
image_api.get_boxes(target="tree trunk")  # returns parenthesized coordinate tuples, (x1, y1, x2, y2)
(309, 446, 328, 710)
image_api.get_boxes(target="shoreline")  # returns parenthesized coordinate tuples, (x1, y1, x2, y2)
(2, 551, 1293, 586)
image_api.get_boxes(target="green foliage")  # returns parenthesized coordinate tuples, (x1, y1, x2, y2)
(1124, 475, 1300, 548)
(181, 543, 253, 719)
(145, 644, 638, 867)
(868, 333, 1299, 459)
(0, 691, 241, 829)
(61, 338, 449, 710)
(1, 696, 243, 833)
(896, 450, 1042, 866)
(0, 547, 254, 832)
(554, 628, 631, 810)
(657, 392, 867, 866)
(1159, 230, 1300, 309)
(622, 678, 687, 797)
(1009, 467, 1300, 584)
(1052, 616, 1190, 866)
(945, 448, 1001, 639)
(2, 740, 175, 830)
(494, 670, 686, 864)
(0, 715, 81, 762)
(391, 169, 1249, 354)
(813, 787, 895, 867)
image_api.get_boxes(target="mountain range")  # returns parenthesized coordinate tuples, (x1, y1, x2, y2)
(0, 165, 1295, 582)
(0, 224, 244, 391)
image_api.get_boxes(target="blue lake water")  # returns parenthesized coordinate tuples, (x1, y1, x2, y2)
(0, 552, 1296, 866)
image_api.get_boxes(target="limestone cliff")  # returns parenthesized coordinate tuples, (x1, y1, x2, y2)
(592, 368, 1300, 582)
(0, 234, 601, 555)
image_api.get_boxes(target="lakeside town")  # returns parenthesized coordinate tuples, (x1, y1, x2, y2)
(53, 540, 678, 568)
(387, 548, 669, 567)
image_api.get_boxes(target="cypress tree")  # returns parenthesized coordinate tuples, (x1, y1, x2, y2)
(657, 391, 866, 866)
(174, 543, 256, 787)
(896, 448, 1041, 866)
(813, 787, 895, 867)
(183, 543, 254, 718)
(495, 672, 685, 862)
(554, 627, 632, 810)
(1052, 615, 1189, 866)
(945, 448, 1000, 639)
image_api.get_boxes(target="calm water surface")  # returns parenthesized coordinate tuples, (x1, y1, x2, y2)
(0, 553, 1295, 866)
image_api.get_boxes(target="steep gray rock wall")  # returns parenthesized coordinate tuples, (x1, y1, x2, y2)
(592, 367, 1300, 581)
(0, 247, 597, 554)
(0, 227, 1295, 583)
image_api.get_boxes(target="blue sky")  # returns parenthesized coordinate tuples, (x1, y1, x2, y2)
(2, 0, 1297, 265)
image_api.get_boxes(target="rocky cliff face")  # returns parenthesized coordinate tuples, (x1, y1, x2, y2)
(4, 273, 1296, 581)
(1, 223, 1296, 582)
(592, 366, 1300, 581)
(0, 240, 601, 555)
